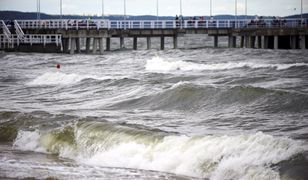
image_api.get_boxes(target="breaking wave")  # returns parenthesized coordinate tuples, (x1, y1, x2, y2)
(145, 57, 308, 72)
(12, 121, 308, 179)
(28, 72, 111, 86)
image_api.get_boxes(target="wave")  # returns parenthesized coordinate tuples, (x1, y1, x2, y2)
(27, 72, 112, 86)
(12, 121, 308, 179)
(145, 57, 308, 72)
(106, 82, 308, 113)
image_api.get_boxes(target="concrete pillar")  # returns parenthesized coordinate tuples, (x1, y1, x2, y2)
(214, 36, 218, 48)
(86, 38, 91, 54)
(133, 37, 138, 50)
(228, 36, 232, 48)
(263, 36, 269, 49)
(274, 36, 279, 49)
(240, 36, 244, 48)
(62, 38, 69, 53)
(146, 37, 151, 50)
(93, 38, 98, 54)
(290, 36, 297, 49)
(257, 36, 262, 49)
(70, 38, 76, 54)
(249, 36, 256, 48)
(120, 37, 124, 49)
(228, 36, 236, 48)
(76, 38, 81, 53)
(160, 36, 165, 50)
(300, 35, 306, 49)
(232, 36, 237, 48)
(173, 36, 178, 49)
(244, 36, 249, 48)
(99, 38, 104, 54)
(106, 37, 111, 51)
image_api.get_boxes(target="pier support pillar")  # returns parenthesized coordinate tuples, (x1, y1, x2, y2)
(133, 37, 138, 50)
(300, 35, 306, 49)
(249, 36, 256, 48)
(120, 37, 124, 49)
(257, 36, 262, 49)
(146, 37, 151, 50)
(70, 38, 76, 55)
(86, 38, 91, 54)
(240, 36, 244, 48)
(160, 36, 165, 50)
(263, 36, 269, 49)
(93, 38, 98, 54)
(228, 36, 236, 48)
(173, 36, 178, 49)
(214, 36, 218, 48)
(106, 37, 111, 51)
(290, 36, 297, 49)
(244, 36, 249, 48)
(62, 38, 69, 53)
(274, 36, 279, 49)
(76, 38, 81, 53)
(99, 38, 104, 54)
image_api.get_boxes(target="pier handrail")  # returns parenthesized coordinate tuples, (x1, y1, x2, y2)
(14, 20, 25, 41)
(9, 34, 62, 46)
(15, 18, 307, 30)
(1, 20, 12, 39)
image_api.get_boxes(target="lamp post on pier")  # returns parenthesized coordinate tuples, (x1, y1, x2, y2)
(60, 0, 62, 20)
(37, 0, 41, 20)
(180, 0, 183, 17)
(210, 0, 212, 17)
(124, 0, 126, 21)
(156, 0, 159, 28)
(235, 0, 237, 28)
(245, 0, 247, 24)
(102, 0, 104, 19)
(301, 0, 303, 25)
(156, 0, 159, 21)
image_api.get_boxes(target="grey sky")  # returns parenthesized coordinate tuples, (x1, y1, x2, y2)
(0, 0, 306, 17)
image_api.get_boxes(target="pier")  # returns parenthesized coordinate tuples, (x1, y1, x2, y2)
(0, 18, 307, 53)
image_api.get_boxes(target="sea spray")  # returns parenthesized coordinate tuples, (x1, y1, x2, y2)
(28, 72, 112, 86)
(145, 57, 308, 72)
(12, 121, 308, 179)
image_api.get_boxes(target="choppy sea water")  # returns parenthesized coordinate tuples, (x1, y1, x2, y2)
(0, 35, 308, 180)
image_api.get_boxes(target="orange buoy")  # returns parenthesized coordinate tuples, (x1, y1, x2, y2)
(56, 64, 61, 69)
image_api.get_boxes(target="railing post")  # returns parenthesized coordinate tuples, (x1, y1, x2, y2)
(43, 35, 46, 47)
(30, 35, 32, 46)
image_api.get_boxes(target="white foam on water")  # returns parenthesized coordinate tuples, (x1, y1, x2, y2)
(13, 130, 46, 153)
(12, 128, 308, 179)
(145, 57, 308, 72)
(27, 72, 110, 86)
(80, 132, 306, 179)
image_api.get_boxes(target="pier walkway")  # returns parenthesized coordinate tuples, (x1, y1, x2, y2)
(0, 18, 307, 53)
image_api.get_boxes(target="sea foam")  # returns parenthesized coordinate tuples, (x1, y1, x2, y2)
(12, 122, 308, 179)
(28, 72, 109, 86)
(145, 57, 308, 72)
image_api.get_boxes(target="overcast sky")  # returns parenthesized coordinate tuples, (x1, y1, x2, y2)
(0, 0, 306, 17)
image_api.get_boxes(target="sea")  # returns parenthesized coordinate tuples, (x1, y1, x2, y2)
(0, 35, 308, 180)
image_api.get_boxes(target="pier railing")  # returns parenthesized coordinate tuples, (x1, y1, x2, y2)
(14, 34, 62, 46)
(14, 20, 25, 41)
(1, 20, 12, 39)
(15, 18, 307, 30)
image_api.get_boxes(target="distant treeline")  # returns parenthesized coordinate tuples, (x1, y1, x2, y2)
(0, 11, 307, 20)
